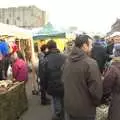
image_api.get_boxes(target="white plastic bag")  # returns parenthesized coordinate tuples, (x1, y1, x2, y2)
(7, 66, 12, 79)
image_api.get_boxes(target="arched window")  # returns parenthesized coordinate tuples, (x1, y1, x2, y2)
(6, 19, 9, 24)
(17, 17, 20, 20)
(14, 20, 16, 25)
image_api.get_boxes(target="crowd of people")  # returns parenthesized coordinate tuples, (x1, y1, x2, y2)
(37, 32, 120, 120)
(1, 32, 120, 120)
(0, 39, 28, 82)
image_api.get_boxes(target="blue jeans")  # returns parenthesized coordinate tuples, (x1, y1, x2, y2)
(52, 96, 64, 118)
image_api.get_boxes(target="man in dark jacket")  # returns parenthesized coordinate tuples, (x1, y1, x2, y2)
(91, 40, 108, 73)
(44, 40, 66, 120)
(63, 35, 103, 120)
(106, 38, 114, 61)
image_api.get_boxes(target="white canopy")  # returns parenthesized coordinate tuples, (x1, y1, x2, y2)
(0, 23, 32, 39)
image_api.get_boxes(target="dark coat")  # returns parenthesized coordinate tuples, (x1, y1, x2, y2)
(106, 43, 114, 62)
(63, 47, 103, 118)
(103, 57, 120, 120)
(44, 48, 66, 97)
(91, 43, 108, 73)
(38, 52, 48, 89)
(0, 60, 4, 80)
(107, 43, 114, 55)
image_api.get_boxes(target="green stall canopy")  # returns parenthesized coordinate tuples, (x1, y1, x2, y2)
(33, 23, 66, 40)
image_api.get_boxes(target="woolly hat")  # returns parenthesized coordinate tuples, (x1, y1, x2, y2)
(47, 40, 57, 50)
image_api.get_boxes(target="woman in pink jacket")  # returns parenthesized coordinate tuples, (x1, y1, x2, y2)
(11, 51, 28, 82)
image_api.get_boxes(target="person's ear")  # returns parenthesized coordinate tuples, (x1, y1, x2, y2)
(82, 44, 87, 50)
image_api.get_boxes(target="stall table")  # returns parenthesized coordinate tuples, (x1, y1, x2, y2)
(0, 82, 28, 120)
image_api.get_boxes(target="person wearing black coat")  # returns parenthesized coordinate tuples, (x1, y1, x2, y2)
(0, 58, 4, 80)
(106, 39, 114, 62)
(44, 40, 66, 120)
(91, 41, 108, 73)
(38, 44, 50, 105)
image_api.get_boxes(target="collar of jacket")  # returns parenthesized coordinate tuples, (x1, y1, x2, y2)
(48, 48, 60, 54)
(69, 47, 87, 62)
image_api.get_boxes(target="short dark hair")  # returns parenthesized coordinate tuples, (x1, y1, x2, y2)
(40, 44, 48, 52)
(17, 51, 24, 60)
(75, 35, 92, 48)
(47, 40, 57, 50)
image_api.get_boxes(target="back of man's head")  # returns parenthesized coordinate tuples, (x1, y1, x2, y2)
(75, 35, 92, 48)
(47, 40, 57, 50)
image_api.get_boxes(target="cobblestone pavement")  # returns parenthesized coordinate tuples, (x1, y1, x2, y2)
(20, 74, 52, 120)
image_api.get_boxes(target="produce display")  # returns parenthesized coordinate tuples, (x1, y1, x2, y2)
(0, 80, 19, 93)
(0, 80, 13, 88)
(96, 105, 108, 120)
(0, 82, 28, 120)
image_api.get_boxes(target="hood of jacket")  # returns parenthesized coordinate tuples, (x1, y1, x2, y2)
(69, 47, 87, 62)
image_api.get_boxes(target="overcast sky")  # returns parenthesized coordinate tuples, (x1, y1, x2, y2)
(0, 0, 120, 33)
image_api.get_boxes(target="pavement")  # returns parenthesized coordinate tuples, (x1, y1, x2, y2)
(20, 74, 52, 120)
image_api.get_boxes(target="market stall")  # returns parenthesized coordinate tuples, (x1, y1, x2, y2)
(0, 23, 37, 119)
(0, 23, 35, 62)
(32, 23, 66, 52)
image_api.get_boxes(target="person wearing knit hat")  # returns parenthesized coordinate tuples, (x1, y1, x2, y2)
(47, 40, 57, 50)
(44, 40, 66, 120)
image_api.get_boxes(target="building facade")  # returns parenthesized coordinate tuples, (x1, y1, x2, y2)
(111, 18, 120, 32)
(0, 5, 46, 28)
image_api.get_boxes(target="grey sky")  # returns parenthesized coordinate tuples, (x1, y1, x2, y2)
(0, 0, 120, 33)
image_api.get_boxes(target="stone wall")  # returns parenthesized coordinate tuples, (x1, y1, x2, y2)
(0, 6, 46, 28)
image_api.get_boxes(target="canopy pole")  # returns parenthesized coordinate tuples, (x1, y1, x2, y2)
(30, 38, 37, 91)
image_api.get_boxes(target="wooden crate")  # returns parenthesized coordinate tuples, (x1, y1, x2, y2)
(0, 82, 28, 120)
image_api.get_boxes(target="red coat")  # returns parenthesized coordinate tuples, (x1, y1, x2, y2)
(12, 58, 28, 82)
